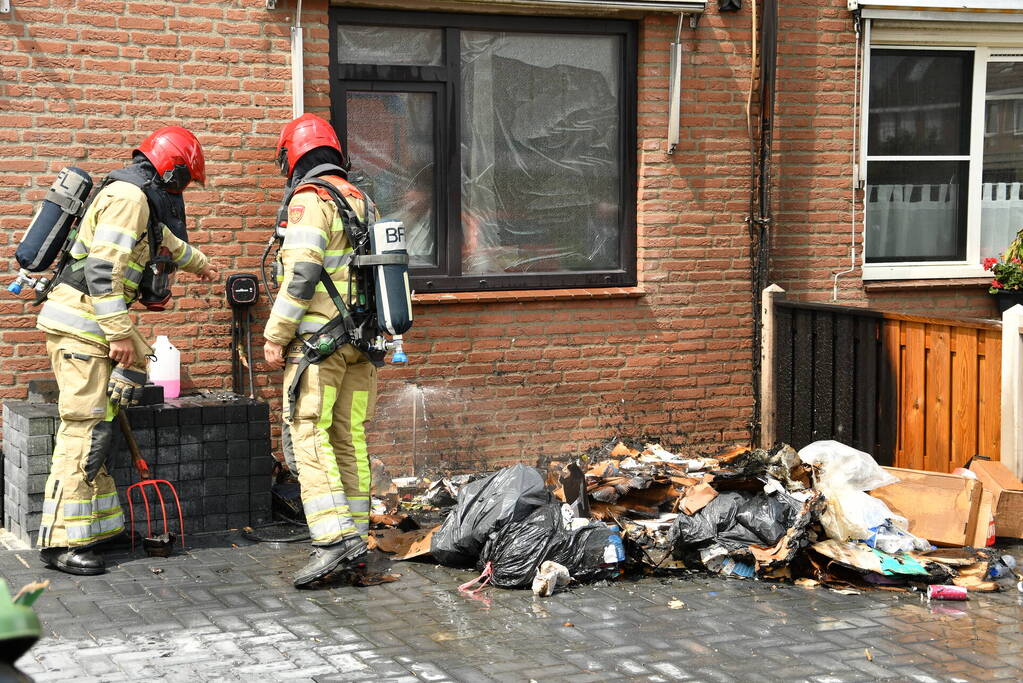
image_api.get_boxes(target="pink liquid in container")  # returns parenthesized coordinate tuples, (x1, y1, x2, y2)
(149, 335, 181, 399)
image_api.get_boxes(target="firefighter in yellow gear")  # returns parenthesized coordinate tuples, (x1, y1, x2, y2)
(35, 127, 217, 575)
(264, 114, 377, 587)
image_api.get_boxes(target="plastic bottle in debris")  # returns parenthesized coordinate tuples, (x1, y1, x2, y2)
(604, 527, 626, 564)
(149, 335, 180, 399)
(987, 555, 1018, 580)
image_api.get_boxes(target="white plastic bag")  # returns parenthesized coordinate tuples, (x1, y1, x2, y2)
(797, 440, 904, 542)
(797, 440, 899, 491)
(532, 561, 571, 597)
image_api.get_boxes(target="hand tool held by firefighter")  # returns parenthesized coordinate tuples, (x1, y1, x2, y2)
(117, 410, 150, 477)
(117, 409, 185, 551)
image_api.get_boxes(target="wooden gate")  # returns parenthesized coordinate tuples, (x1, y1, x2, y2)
(762, 291, 1002, 472)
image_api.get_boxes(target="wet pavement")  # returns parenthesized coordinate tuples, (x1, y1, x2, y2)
(2, 532, 1022, 682)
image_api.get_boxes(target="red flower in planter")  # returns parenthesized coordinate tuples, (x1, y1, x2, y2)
(988, 228, 1023, 293)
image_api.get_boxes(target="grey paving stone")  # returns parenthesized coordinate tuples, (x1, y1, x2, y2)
(1, 535, 1019, 683)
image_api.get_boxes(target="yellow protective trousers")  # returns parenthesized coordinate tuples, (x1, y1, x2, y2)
(38, 334, 125, 549)
(283, 343, 376, 546)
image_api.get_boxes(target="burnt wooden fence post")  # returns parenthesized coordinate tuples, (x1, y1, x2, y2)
(759, 284, 785, 449)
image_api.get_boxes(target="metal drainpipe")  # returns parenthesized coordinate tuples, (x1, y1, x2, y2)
(751, 0, 778, 448)
(291, 0, 304, 118)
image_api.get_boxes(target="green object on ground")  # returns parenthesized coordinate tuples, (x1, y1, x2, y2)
(872, 549, 929, 576)
(0, 577, 43, 665)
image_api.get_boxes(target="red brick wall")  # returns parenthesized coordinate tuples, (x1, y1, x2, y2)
(772, 0, 1001, 320)
(0, 1, 757, 474)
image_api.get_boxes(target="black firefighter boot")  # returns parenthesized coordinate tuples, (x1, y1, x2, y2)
(39, 547, 106, 576)
(293, 536, 368, 588)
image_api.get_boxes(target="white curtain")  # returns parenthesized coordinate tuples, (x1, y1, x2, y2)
(865, 184, 958, 260)
(981, 182, 1023, 259)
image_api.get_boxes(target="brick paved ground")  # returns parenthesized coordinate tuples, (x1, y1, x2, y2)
(3, 533, 1021, 682)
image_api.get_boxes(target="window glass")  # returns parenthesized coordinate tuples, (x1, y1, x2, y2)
(982, 61, 1023, 259)
(338, 25, 443, 66)
(346, 91, 438, 267)
(331, 10, 636, 291)
(868, 52, 970, 156)
(865, 160, 967, 262)
(459, 31, 621, 275)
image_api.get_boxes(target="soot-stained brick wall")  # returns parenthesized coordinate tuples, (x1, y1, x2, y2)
(0, 1, 757, 476)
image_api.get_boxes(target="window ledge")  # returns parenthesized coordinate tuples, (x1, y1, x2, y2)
(412, 286, 645, 305)
(863, 277, 991, 292)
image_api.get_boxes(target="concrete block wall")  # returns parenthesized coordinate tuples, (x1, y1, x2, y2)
(1, 402, 54, 545)
(2, 397, 272, 547)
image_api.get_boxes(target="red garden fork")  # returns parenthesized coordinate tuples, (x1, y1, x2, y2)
(117, 411, 185, 552)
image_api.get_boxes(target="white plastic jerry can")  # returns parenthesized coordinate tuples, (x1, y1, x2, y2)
(149, 335, 181, 399)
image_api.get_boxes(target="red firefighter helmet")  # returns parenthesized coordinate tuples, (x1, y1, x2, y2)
(275, 113, 345, 178)
(135, 126, 205, 193)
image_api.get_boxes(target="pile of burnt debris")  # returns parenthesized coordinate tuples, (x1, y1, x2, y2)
(364, 440, 1022, 598)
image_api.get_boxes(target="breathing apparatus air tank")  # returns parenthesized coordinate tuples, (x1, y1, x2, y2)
(9, 167, 93, 295)
(15, 166, 93, 273)
(369, 219, 413, 338)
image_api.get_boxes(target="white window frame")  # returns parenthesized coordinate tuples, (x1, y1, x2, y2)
(862, 33, 1023, 280)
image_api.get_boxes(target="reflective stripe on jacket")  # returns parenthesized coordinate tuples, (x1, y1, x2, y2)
(37, 180, 209, 347)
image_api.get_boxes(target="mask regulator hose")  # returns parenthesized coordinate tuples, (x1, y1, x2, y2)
(260, 233, 277, 298)
(261, 205, 289, 296)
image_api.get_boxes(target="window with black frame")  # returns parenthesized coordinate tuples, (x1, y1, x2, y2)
(330, 10, 638, 292)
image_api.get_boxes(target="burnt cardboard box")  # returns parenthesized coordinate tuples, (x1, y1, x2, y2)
(140, 384, 165, 406)
(970, 460, 1023, 539)
(872, 467, 982, 546)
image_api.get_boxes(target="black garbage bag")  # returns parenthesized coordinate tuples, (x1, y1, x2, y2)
(478, 503, 618, 588)
(430, 464, 551, 567)
(669, 490, 802, 556)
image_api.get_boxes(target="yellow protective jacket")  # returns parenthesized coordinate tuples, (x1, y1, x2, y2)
(264, 176, 372, 347)
(36, 180, 209, 354)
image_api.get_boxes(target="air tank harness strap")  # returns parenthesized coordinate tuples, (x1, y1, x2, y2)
(332, 252, 409, 270)
(52, 259, 90, 296)
(285, 270, 356, 421)
(44, 188, 86, 216)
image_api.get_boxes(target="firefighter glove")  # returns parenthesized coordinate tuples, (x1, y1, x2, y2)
(107, 366, 147, 407)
